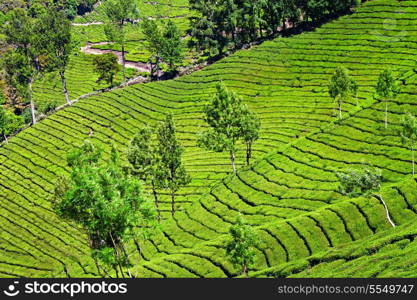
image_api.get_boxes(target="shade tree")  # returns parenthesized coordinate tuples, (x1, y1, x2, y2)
(142, 19, 185, 78)
(328, 66, 358, 119)
(156, 113, 191, 216)
(376, 68, 400, 129)
(103, 0, 139, 83)
(1, 7, 47, 124)
(36, 5, 78, 104)
(226, 215, 260, 277)
(92, 53, 120, 86)
(53, 141, 157, 277)
(127, 126, 164, 222)
(198, 82, 261, 172)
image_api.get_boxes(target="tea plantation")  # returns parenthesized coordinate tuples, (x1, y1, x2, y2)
(1, 0, 417, 277)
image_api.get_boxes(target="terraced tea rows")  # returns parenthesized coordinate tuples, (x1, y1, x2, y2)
(33, 0, 193, 109)
(1, 0, 417, 277)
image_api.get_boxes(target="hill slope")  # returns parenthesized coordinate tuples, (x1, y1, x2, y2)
(1, 0, 417, 277)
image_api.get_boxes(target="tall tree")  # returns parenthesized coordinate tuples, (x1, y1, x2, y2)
(226, 215, 259, 277)
(157, 113, 191, 216)
(401, 113, 417, 176)
(103, 0, 139, 83)
(376, 68, 400, 129)
(198, 82, 246, 172)
(263, 0, 284, 34)
(161, 20, 184, 73)
(142, 19, 164, 79)
(240, 108, 261, 165)
(281, 0, 300, 30)
(36, 5, 77, 105)
(54, 141, 157, 277)
(1, 8, 46, 124)
(188, 0, 229, 56)
(127, 126, 163, 222)
(328, 66, 358, 119)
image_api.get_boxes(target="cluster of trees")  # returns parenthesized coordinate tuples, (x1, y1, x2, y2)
(0, 1, 76, 129)
(189, 0, 360, 56)
(54, 114, 190, 276)
(53, 141, 157, 277)
(127, 114, 191, 220)
(100, 0, 184, 81)
(328, 67, 400, 124)
(198, 82, 261, 173)
(0, 0, 99, 20)
(329, 66, 416, 175)
(142, 19, 184, 78)
(0, 104, 24, 143)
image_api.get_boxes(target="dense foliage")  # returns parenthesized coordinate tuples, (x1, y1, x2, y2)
(142, 19, 184, 77)
(93, 53, 121, 85)
(53, 141, 157, 276)
(226, 215, 259, 277)
(189, 0, 359, 55)
(336, 168, 382, 198)
(198, 82, 261, 172)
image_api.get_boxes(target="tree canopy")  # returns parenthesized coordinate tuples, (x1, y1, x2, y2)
(226, 215, 259, 277)
(376, 68, 400, 129)
(189, 0, 357, 56)
(198, 82, 260, 172)
(156, 113, 191, 216)
(328, 66, 358, 119)
(54, 141, 157, 277)
(103, 0, 139, 83)
(93, 53, 120, 86)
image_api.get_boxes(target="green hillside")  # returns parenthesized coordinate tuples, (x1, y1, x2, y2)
(1, 0, 417, 277)
(33, 0, 194, 111)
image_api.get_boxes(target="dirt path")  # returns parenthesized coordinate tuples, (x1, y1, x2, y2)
(72, 21, 104, 26)
(80, 42, 151, 73)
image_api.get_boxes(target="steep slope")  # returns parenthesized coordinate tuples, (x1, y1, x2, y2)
(0, 0, 417, 277)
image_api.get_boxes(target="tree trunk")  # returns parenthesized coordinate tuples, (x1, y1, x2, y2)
(3, 133, 7, 143)
(246, 142, 252, 166)
(411, 141, 415, 176)
(242, 264, 248, 278)
(171, 190, 175, 217)
(156, 57, 160, 81)
(60, 71, 71, 105)
(28, 77, 36, 125)
(259, 20, 263, 38)
(109, 231, 125, 278)
(338, 95, 342, 119)
(121, 41, 126, 83)
(120, 243, 133, 278)
(152, 181, 161, 223)
(385, 98, 388, 129)
(230, 151, 236, 173)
